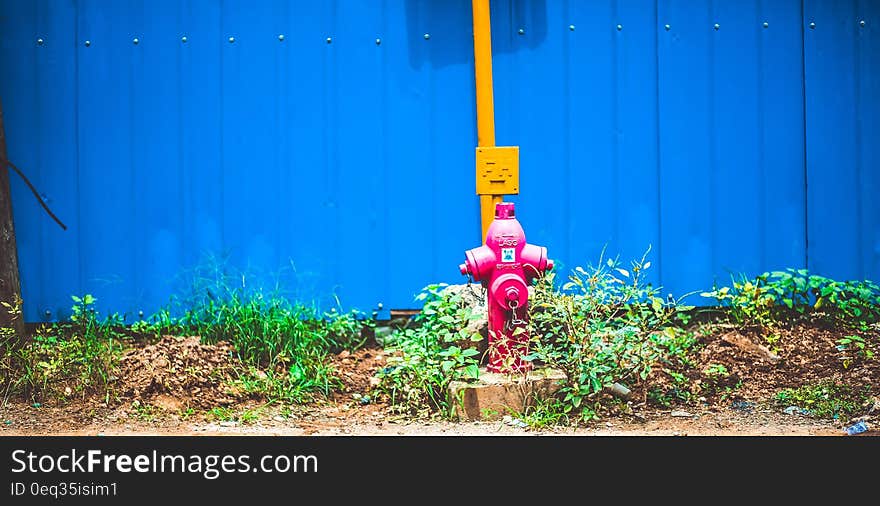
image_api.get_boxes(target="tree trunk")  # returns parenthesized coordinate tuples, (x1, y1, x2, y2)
(0, 96, 25, 341)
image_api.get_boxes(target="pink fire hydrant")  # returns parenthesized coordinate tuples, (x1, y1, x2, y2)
(459, 202, 553, 373)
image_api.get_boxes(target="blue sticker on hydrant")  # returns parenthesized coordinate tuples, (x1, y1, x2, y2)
(501, 248, 515, 262)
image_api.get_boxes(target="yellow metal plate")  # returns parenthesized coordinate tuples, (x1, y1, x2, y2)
(475, 146, 519, 195)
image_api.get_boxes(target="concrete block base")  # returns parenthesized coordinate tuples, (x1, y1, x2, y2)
(448, 367, 567, 421)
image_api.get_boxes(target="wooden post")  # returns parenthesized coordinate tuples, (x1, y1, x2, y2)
(0, 97, 25, 340)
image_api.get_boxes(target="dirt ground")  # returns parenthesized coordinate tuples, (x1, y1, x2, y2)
(1, 322, 878, 437)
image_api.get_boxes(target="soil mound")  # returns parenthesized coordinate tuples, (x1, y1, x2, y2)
(117, 336, 242, 410)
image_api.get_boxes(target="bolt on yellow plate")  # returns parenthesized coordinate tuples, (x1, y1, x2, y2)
(475, 146, 519, 195)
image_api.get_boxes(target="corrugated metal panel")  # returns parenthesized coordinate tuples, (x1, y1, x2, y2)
(804, 0, 880, 281)
(0, 0, 877, 322)
(655, 0, 808, 299)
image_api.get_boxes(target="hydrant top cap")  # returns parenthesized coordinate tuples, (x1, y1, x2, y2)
(495, 202, 516, 219)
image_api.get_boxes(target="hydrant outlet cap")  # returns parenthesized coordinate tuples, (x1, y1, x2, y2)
(547, 259, 554, 271)
(459, 263, 469, 276)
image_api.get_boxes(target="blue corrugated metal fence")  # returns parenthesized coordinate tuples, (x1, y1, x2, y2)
(0, 0, 877, 321)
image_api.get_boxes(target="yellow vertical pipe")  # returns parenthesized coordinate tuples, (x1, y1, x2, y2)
(472, 0, 502, 240)
(480, 195, 503, 240)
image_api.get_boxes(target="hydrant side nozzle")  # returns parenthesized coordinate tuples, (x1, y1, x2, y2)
(464, 245, 494, 282)
(546, 258, 554, 271)
(459, 263, 469, 276)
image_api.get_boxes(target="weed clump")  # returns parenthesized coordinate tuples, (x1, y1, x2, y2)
(701, 269, 880, 330)
(1, 295, 124, 404)
(775, 381, 871, 419)
(375, 283, 483, 416)
(526, 249, 695, 422)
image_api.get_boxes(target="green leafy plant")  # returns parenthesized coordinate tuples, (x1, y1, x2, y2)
(699, 363, 740, 400)
(652, 327, 699, 369)
(647, 368, 694, 407)
(702, 269, 880, 329)
(702, 363, 729, 380)
(527, 248, 694, 421)
(836, 335, 874, 368)
(178, 407, 196, 421)
(131, 400, 159, 421)
(375, 283, 483, 415)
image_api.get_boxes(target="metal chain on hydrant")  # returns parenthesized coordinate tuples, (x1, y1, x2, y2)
(505, 299, 526, 330)
(465, 275, 486, 306)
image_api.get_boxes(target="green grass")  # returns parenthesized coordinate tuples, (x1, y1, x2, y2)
(1, 295, 125, 404)
(207, 405, 262, 424)
(515, 398, 573, 429)
(169, 290, 369, 403)
(2, 279, 370, 407)
(775, 381, 871, 419)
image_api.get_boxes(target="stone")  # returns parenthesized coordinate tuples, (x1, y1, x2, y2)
(671, 410, 693, 418)
(448, 367, 566, 421)
(720, 331, 780, 364)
